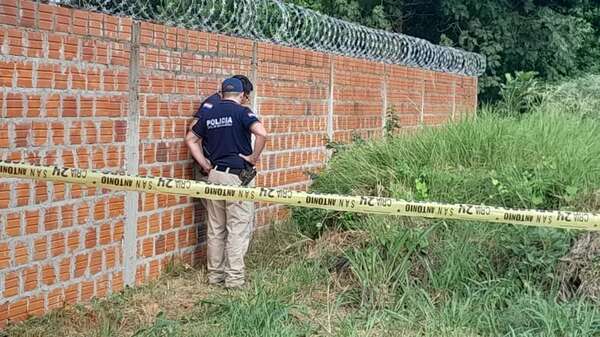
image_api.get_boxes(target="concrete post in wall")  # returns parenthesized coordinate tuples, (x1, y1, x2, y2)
(250, 41, 259, 113)
(124, 21, 141, 287)
(381, 64, 388, 135)
(420, 79, 425, 127)
(327, 55, 334, 143)
(250, 41, 258, 230)
(451, 80, 456, 121)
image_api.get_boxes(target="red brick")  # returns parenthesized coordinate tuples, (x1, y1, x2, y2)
(5, 93, 23, 117)
(20, 1, 36, 28)
(15, 63, 33, 87)
(0, 303, 7, 328)
(112, 272, 124, 292)
(6, 213, 21, 236)
(64, 283, 79, 304)
(0, 243, 8, 269)
(85, 228, 97, 249)
(96, 276, 109, 298)
(62, 96, 77, 117)
(8, 299, 27, 322)
(44, 207, 60, 230)
(81, 280, 94, 301)
(50, 122, 66, 145)
(98, 223, 111, 245)
(0, 1, 18, 26)
(61, 204, 74, 227)
(23, 266, 38, 292)
(104, 248, 116, 269)
(114, 221, 124, 241)
(66, 230, 80, 252)
(59, 258, 71, 281)
(14, 122, 31, 147)
(47, 289, 63, 310)
(74, 253, 88, 277)
(94, 200, 106, 221)
(34, 182, 48, 203)
(28, 296, 45, 318)
(42, 264, 56, 286)
(3, 270, 19, 298)
(51, 232, 66, 257)
(76, 204, 89, 225)
(142, 238, 153, 257)
(90, 250, 102, 275)
(14, 242, 28, 265)
(33, 237, 47, 261)
(45, 94, 60, 117)
(25, 210, 39, 234)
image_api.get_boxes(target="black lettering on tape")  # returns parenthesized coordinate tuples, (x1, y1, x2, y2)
(436, 207, 454, 216)
(405, 204, 436, 214)
(305, 196, 337, 206)
(360, 196, 393, 207)
(504, 212, 534, 222)
(51, 167, 69, 178)
(101, 176, 133, 188)
(535, 214, 553, 225)
(0, 165, 28, 176)
(157, 177, 174, 188)
(205, 186, 236, 197)
(237, 190, 256, 199)
(259, 188, 275, 198)
(29, 168, 47, 178)
(135, 180, 154, 190)
(173, 179, 192, 190)
(457, 205, 492, 216)
(70, 168, 87, 179)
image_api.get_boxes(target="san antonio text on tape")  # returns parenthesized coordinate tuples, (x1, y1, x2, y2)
(1, 161, 599, 231)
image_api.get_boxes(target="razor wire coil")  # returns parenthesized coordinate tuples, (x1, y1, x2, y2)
(54, 0, 486, 76)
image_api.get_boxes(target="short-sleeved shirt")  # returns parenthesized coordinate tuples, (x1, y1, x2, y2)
(194, 93, 221, 119)
(191, 100, 260, 169)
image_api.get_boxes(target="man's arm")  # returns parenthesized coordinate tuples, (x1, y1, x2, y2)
(239, 122, 268, 166)
(188, 118, 199, 131)
(185, 130, 213, 173)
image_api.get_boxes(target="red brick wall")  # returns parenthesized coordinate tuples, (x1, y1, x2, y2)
(0, 0, 477, 327)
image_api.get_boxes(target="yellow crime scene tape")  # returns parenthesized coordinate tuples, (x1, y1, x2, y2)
(1, 160, 599, 231)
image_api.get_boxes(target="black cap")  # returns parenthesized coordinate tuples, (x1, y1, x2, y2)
(232, 74, 254, 94)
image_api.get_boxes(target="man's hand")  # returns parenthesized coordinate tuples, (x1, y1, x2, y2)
(200, 158, 213, 174)
(238, 153, 258, 166)
(186, 130, 213, 173)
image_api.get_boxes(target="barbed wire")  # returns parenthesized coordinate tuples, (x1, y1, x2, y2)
(56, 0, 486, 76)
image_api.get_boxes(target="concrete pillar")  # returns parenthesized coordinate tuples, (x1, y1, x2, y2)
(123, 21, 140, 286)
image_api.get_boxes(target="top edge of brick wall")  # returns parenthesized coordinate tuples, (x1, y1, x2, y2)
(1, 0, 478, 78)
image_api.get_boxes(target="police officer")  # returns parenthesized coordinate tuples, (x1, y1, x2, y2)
(185, 77, 267, 289)
(189, 74, 254, 131)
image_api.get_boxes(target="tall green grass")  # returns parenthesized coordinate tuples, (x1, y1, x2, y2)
(295, 110, 600, 238)
(292, 76, 600, 336)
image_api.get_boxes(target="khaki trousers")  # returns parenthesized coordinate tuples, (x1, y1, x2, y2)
(205, 169, 254, 287)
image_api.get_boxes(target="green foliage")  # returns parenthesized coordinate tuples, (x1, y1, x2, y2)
(538, 74, 600, 120)
(284, 0, 600, 101)
(197, 288, 311, 337)
(133, 312, 181, 337)
(384, 104, 400, 137)
(345, 220, 434, 308)
(498, 71, 542, 114)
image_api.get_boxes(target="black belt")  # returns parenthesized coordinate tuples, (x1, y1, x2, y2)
(214, 165, 243, 175)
